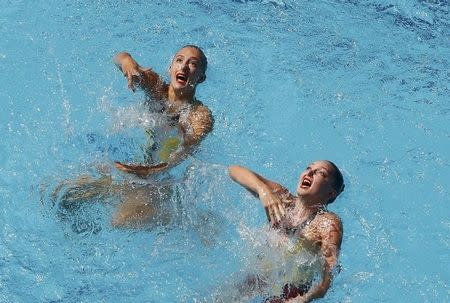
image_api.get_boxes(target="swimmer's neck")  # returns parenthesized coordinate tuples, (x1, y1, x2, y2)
(293, 197, 323, 218)
(168, 85, 196, 104)
(283, 198, 321, 231)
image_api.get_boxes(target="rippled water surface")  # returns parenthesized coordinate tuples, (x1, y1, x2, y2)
(1, 0, 449, 302)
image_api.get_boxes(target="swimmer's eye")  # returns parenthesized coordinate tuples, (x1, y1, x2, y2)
(175, 57, 183, 63)
(304, 166, 328, 178)
(313, 169, 327, 178)
(189, 61, 198, 68)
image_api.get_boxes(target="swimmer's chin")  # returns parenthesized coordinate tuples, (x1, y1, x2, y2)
(175, 78, 187, 86)
(171, 80, 197, 91)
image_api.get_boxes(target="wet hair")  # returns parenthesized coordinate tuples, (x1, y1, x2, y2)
(325, 160, 345, 204)
(180, 44, 208, 73)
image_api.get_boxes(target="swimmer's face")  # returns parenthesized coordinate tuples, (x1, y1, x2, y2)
(297, 161, 337, 205)
(169, 47, 206, 91)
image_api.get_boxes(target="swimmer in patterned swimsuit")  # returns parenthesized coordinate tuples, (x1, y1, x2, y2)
(228, 160, 345, 302)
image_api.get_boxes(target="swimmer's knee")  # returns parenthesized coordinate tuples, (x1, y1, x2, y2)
(111, 203, 157, 228)
(111, 216, 127, 228)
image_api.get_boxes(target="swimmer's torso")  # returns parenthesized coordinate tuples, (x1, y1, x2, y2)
(256, 228, 323, 294)
(264, 191, 342, 288)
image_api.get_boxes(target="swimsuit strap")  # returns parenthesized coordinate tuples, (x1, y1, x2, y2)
(287, 209, 320, 237)
(163, 102, 194, 124)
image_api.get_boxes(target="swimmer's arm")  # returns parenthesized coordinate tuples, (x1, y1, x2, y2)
(256, 174, 295, 204)
(228, 165, 286, 224)
(228, 165, 270, 197)
(182, 104, 213, 147)
(228, 166, 292, 200)
(161, 104, 214, 168)
(294, 216, 343, 303)
(114, 52, 166, 98)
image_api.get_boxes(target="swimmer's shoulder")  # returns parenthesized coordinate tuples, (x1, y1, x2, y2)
(317, 211, 341, 222)
(313, 211, 343, 237)
(302, 211, 342, 250)
(191, 100, 213, 118)
(187, 100, 214, 132)
(176, 100, 213, 145)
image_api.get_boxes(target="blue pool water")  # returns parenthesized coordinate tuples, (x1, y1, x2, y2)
(1, 0, 449, 302)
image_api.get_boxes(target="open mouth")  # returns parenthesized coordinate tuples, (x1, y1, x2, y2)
(176, 73, 187, 83)
(300, 178, 312, 189)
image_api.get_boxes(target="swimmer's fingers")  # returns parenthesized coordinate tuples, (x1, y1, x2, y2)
(123, 71, 137, 92)
(270, 212, 277, 225)
(266, 204, 282, 226)
(271, 204, 282, 223)
(127, 74, 135, 92)
(139, 67, 151, 74)
(114, 161, 135, 173)
(122, 66, 142, 92)
(271, 195, 286, 221)
(265, 207, 277, 225)
(277, 202, 286, 217)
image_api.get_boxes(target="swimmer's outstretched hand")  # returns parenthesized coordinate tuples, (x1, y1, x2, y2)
(114, 52, 150, 92)
(114, 161, 168, 178)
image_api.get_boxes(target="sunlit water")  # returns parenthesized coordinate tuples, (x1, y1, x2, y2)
(1, 0, 449, 302)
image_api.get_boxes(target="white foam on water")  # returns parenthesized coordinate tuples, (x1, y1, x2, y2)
(97, 95, 170, 133)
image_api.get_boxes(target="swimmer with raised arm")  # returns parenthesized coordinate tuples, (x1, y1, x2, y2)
(113, 45, 213, 176)
(228, 160, 345, 303)
(53, 46, 213, 228)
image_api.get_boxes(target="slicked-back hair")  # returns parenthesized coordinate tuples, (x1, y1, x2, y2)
(325, 160, 345, 204)
(180, 44, 208, 73)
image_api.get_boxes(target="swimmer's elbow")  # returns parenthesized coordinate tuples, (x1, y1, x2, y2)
(113, 51, 131, 64)
(302, 281, 329, 303)
(316, 284, 330, 301)
(310, 272, 332, 300)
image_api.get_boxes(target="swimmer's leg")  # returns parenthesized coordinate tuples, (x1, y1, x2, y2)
(111, 184, 172, 228)
(53, 175, 114, 210)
